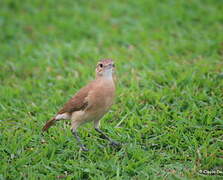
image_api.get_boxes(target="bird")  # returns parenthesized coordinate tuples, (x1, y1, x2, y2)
(42, 59, 119, 151)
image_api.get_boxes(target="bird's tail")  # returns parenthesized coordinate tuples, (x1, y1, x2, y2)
(42, 117, 56, 132)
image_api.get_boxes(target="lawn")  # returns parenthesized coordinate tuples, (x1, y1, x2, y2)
(0, 0, 223, 179)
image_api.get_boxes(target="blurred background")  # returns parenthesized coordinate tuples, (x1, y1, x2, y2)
(0, 0, 223, 179)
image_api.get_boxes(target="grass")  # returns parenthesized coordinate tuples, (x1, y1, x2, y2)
(0, 0, 223, 179)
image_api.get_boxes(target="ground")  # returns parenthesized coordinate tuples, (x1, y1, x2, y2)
(0, 0, 223, 179)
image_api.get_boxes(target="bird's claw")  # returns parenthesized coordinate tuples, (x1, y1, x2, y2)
(110, 141, 121, 147)
(80, 145, 89, 152)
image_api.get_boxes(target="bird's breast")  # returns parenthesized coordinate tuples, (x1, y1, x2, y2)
(87, 79, 115, 115)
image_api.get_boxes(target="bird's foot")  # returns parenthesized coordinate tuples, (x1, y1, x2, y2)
(110, 140, 121, 147)
(80, 145, 89, 152)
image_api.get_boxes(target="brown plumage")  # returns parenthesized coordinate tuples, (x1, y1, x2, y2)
(42, 59, 119, 151)
(42, 117, 56, 132)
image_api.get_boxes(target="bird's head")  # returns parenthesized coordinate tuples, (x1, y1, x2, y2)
(96, 59, 115, 78)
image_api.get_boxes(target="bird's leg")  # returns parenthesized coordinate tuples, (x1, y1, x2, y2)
(95, 128, 120, 146)
(94, 120, 120, 147)
(71, 129, 88, 151)
(71, 119, 89, 151)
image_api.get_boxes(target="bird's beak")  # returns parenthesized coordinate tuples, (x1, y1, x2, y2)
(105, 64, 113, 70)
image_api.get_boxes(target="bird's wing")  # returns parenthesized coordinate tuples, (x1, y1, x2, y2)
(57, 81, 95, 114)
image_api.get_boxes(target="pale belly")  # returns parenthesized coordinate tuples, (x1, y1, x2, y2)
(71, 98, 112, 125)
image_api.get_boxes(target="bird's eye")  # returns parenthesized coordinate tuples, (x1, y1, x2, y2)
(99, 64, 103, 68)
